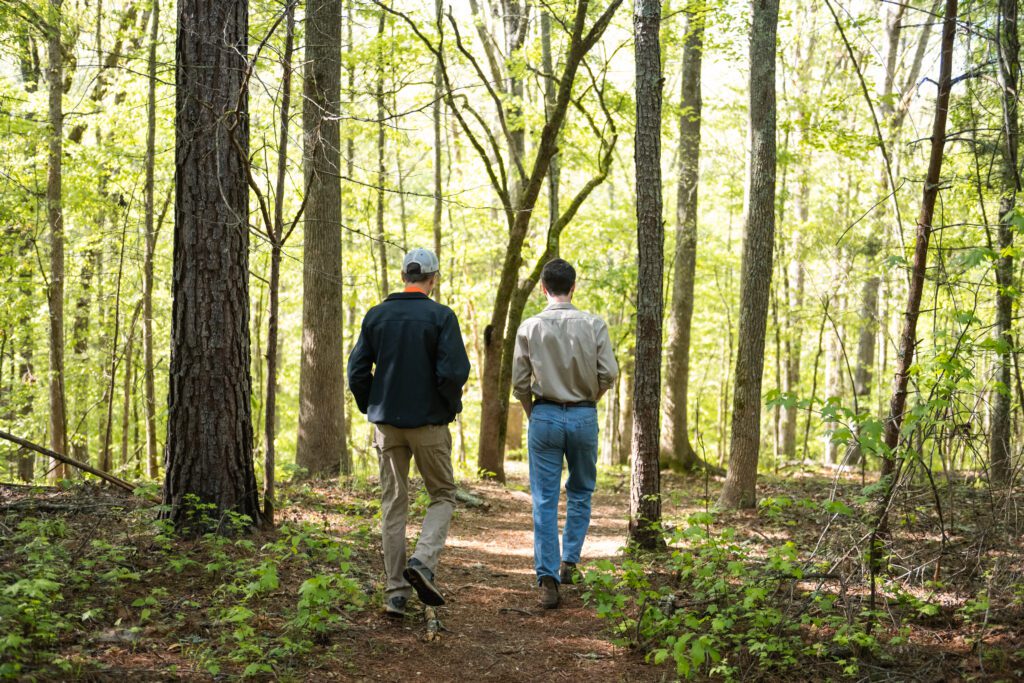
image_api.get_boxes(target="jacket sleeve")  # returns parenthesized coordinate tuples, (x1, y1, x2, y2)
(511, 324, 533, 402)
(436, 311, 471, 413)
(347, 318, 374, 414)
(595, 318, 619, 392)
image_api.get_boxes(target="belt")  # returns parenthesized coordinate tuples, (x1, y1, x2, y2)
(533, 396, 596, 409)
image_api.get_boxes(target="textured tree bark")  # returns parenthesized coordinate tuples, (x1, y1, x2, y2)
(991, 0, 1018, 485)
(629, 0, 665, 550)
(663, 3, 703, 472)
(143, 0, 160, 479)
(163, 0, 261, 531)
(879, 0, 957, 482)
(718, 0, 779, 509)
(297, 0, 348, 479)
(46, 0, 68, 481)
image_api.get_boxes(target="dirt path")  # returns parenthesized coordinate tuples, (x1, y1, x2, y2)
(340, 467, 664, 682)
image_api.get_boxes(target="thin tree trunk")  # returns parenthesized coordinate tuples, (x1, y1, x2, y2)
(992, 0, 1018, 485)
(264, 1, 296, 525)
(143, 0, 160, 479)
(719, 0, 779, 509)
(618, 351, 635, 466)
(541, 10, 560, 243)
(375, 8, 389, 299)
(46, 0, 68, 481)
(163, 0, 261, 532)
(119, 302, 142, 468)
(297, 0, 348, 479)
(663, 3, 703, 471)
(629, 0, 665, 550)
(432, 0, 444, 302)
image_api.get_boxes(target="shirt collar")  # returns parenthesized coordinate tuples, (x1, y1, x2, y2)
(545, 302, 577, 311)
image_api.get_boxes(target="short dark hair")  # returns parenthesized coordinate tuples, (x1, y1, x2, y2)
(401, 263, 436, 284)
(541, 258, 575, 296)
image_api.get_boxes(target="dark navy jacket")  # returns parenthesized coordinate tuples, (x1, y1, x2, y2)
(347, 292, 470, 428)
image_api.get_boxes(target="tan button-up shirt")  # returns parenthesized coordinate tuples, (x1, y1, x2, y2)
(512, 302, 619, 403)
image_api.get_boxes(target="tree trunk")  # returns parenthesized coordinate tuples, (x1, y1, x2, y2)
(663, 3, 703, 472)
(45, 0, 68, 481)
(824, 298, 844, 465)
(120, 302, 142, 468)
(850, 267, 879, 466)
(163, 0, 261, 531)
(143, 0, 160, 479)
(432, 0, 444, 302)
(541, 10, 560, 244)
(618, 351, 635, 466)
(629, 0, 664, 550)
(781, 201, 806, 460)
(718, 0, 779, 509)
(264, 1, 296, 525)
(992, 0, 1018, 485)
(297, 0, 348, 479)
(375, 8, 389, 299)
(879, 0, 956, 483)
(467, 0, 622, 482)
(505, 403, 524, 452)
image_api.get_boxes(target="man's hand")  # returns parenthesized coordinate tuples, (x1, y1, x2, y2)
(520, 397, 533, 419)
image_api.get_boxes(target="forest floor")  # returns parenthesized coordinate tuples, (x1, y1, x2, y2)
(1, 461, 1023, 681)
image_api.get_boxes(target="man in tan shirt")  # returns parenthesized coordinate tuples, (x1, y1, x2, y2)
(512, 258, 618, 609)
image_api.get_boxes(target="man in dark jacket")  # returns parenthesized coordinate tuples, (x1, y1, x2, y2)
(348, 248, 470, 618)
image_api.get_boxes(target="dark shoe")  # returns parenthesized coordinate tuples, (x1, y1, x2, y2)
(384, 595, 407, 618)
(560, 561, 578, 585)
(539, 576, 560, 609)
(404, 558, 445, 606)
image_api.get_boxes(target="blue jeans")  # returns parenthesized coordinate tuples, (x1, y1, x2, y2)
(528, 403, 599, 584)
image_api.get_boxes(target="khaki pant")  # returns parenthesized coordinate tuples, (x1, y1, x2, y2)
(375, 423, 456, 598)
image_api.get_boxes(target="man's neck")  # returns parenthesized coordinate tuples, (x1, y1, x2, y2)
(546, 296, 572, 305)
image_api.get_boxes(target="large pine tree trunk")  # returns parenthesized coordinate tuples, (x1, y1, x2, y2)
(718, 0, 779, 509)
(663, 4, 703, 471)
(297, 0, 348, 479)
(163, 0, 261, 531)
(45, 0, 68, 481)
(143, 0, 160, 479)
(629, 0, 665, 550)
(992, 0, 1018, 485)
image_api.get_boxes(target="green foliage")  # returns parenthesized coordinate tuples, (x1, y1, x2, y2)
(582, 512, 879, 680)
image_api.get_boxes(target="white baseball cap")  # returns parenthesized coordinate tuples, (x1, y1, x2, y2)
(402, 247, 440, 274)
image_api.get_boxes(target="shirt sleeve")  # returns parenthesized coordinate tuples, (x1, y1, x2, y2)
(347, 318, 374, 414)
(511, 324, 533, 402)
(436, 311, 471, 413)
(595, 318, 618, 392)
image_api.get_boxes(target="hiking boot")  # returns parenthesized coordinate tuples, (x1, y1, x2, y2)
(539, 576, 560, 609)
(384, 595, 407, 618)
(403, 558, 445, 606)
(559, 561, 578, 585)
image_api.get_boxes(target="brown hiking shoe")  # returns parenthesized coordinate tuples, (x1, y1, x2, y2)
(559, 562, 578, 585)
(539, 576, 560, 609)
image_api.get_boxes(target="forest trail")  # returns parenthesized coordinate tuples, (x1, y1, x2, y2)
(343, 469, 662, 682)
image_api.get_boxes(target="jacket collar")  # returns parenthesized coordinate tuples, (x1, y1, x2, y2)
(545, 301, 577, 311)
(385, 291, 429, 301)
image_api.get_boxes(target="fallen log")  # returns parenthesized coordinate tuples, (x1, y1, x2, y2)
(0, 430, 138, 495)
